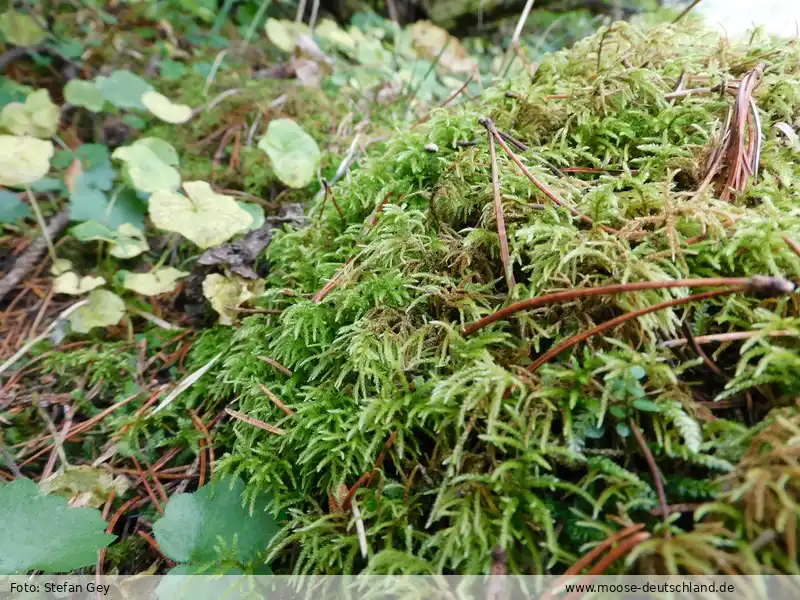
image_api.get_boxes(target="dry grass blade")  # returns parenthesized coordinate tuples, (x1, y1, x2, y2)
(0, 299, 89, 378)
(225, 407, 285, 435)
(661, 328, 798, 348)
(151, 351, 223, 415)
(485, 121, 515, 290)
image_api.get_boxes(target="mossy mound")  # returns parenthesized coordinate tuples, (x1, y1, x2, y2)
(194, 22, 800, 574)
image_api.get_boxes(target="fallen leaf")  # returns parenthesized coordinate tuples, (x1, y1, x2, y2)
(39, 466, 131, 509)
(202, 273, 264, 325)
(410, 20, 477, 74)
(0, 11, 47, 46)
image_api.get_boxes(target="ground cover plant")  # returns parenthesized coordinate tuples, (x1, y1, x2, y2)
(1, 0, 800, 581)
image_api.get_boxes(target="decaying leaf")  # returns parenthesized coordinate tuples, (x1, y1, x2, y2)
(258, 119, 321, 188)
(202, 273, 265, 325)
(39, 466, 131, 509)
(68, 289, 125, 333)
(122, 267, 188, 296)
(410, 20, 477, 74)
(149, 181, 253, 249)
(0, 135, 54, 187)
(142, 90, 192, 124)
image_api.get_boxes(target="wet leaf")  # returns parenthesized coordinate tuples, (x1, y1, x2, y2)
(149, 181, 252, 249)
(122, 267, 188, 296)
(0, 135, 53, 187)
(202, 273, 264, 325)
(142, 90, 192, 124)
(69, 289, 125, 333)
(258, 119, 320, 188)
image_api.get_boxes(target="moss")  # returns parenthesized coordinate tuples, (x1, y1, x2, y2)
(187, 22, 800, 575)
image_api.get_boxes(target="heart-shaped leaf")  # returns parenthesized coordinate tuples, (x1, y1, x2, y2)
(0, 478, 115, 574)
(69, 289, 125, 333)
(152, 477, 278, 566)
(0, 89, 60, 138)
(112, 138, 181, 194)
(64, 79, 105, 113)
(0, 135, 53, 187)
(122, 267, 188, 296)
(142, 90, 192, 124)
(258, 119, 320, 188)
(149, 181, 253, 249)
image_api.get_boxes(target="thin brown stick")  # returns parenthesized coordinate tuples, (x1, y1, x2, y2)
(131, 456, 164, 515)
(463, 277, 751, 336)
(258, 383, 294, 415)
(225, 407, 285, 435)
(629, 421, 670, 534)
(526, 288, 742, 374)
(681, 320, 729, 380)
(190, 410, 214, 482)
(487, 124, 515, 290)
(138, 531, 176, 567)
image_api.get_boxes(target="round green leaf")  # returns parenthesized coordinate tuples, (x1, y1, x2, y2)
(69, 289, 125, 333)
(53, 272, 106, 295)
(142, 90, 192, 124)
(122, 267, 188, 296)
(0, 11, 47, 47)
(0, 135, 53, 187)
(112, 139, 180, 194)
(152, 477, 278, 565)
(94, 70, 154, 110)
(0, 89, 60, 138)
(258, 118, 321, 188)
(64, 79, 105, 112)
(149, 181, 253, 249)
(0, 478, 115, 574)
(110, 223, 149, 258)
